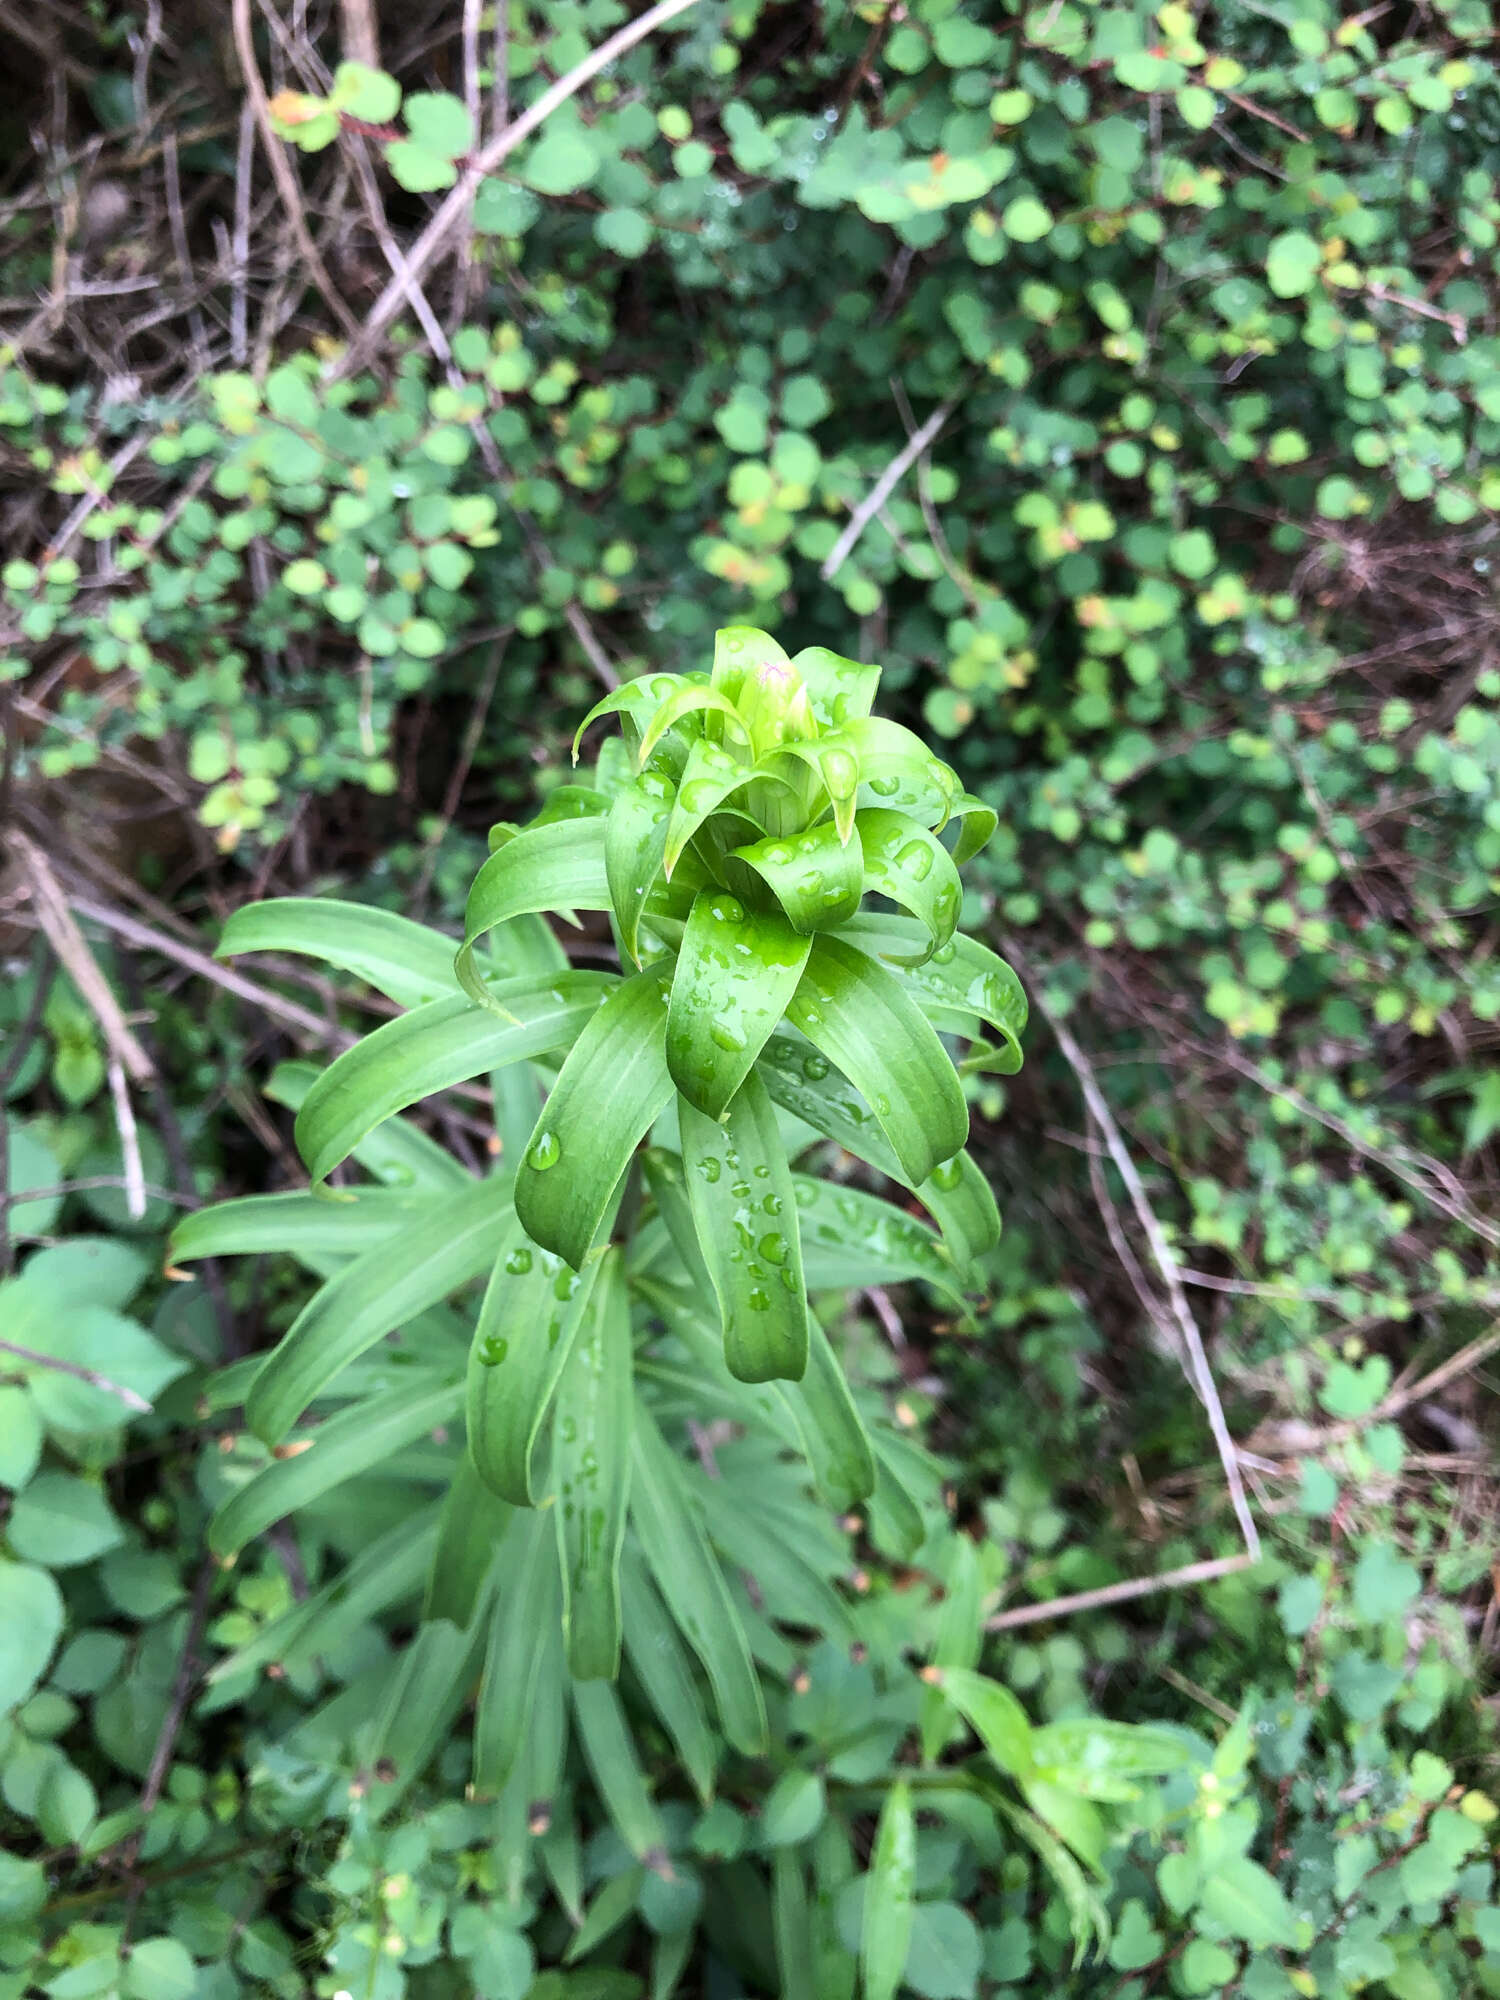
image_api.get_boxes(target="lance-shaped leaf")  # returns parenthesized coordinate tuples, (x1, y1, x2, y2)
(366, 1615, 488, 1822)
(245, 1174, 511, 1443)
(620, 1546, 718, 1803)
(218, 898, 459, 1008)
(755, 1032, 999, 1271)
(780, 1311, 875, 1509)
(933, 1666, 1035, 1779)
(605, 766, 674, 966)
(515, 962, 674, 1271)
(778, 732, 862, 843)
(466, 1217, 605, 1505)
(920, 1536, 985, 1764)
(266, 1062, 469, 1192)
(295, 974, 613, 1183)
(630, 1404, 767, 1755)
(710, 622, 790, 704)
(571, 1679, 669, 1864)
(839, 918, 1028, 1072)
(425, 1453, 512, 1626)
(848, 717, 960, 826)
(679, 1071, 808, 1383)
(456, 819, 610, 1009)
(855, 808, 962, 963)
(473, 1506, 558, 1793)
(209, 1381, 461, 1555)
(994, 1795, 1111, 1964)
(787, 935, 967, 1186)
(945, 792, 998, 865)
(661, 737, 754, 878)
(170, 1188, 430, 1269)
(773, 1850, 816, 2000)
(792, 1175, 962, 1301)
(667, 890, 811, 1121)
(862, 1781, 916, 2000)
(790, 644, 881, 729)
(572, 671, 687, 761)
(637, 676, 750, 767)
(553, 1249, 632, 1679)
(733, 822, 863, 935)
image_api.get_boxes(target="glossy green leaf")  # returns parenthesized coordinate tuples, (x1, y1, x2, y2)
(778, 732, 862, 843)
(792, 1176, 961, 1300)
(621, 1546, 718, 1804)
(0, 1561, 63, 1712)
(862, 1780, 916, 2000)
(1030, 1718, 1195, 1800)
(210, 1381, 461, 1555)
(294, 974, 612, 1183)
(918, 1149, 1001, 1274)
(662, 736, 754, 878)
(667, 890, 811, 1120)
(170, 1188, 430, 1269)
(710, 623, 791, 705)
(515, 962, 674, 1270)
(994, 1797, 1110, 1964)
(630, 1405, 767, 1755)
(572, 670, 686, 760)
(945, 792, 998, 865)
(553, 1249, 632, 1679)
(838, 918, 1027, 1071)
(920, 1536, 984, 1763)
(245, 1174, 510, 1443)
(217, 898, 457, 1007)
(788, 935, 967, 1185)
(571, 1678, 669, 1863)
(266, 1062, 469, 1192)
(781, 1311, 876, 1508)
(425, 1453, 512, 1626)
(474, 1507, 559, 1793)
(606, 767, 674, 966)
(790, 645, 881, 729)
(457, 819, 610, 1009)
(679, 1070, 808, 1382)
(466, 1220, 603, 1506)
(733, 822, 863, 934)
(935, 1666, 1035, 1778)
(848, 717, 959, 825)
(855, 808, 963, 962)
(638, 678, 750, 767)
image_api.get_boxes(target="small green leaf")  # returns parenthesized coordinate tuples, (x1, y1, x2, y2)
(862, 1780, 916, 2000)
(386, 141, 458, 192)
(667, 890, 811, 1120)
(522, 127, 602, 195)
(762, 1769, 827, 1847)
(403, 90, 474, 159)
(1197, 1854, 1300, 1949)
(0, 1561, 64, 1711)
(515, 963, 675, 1271)
(936, 1667, 1035, 1778)
(789, 645, 881, 728)
(330, 60, 400, 123)
(679, 1070, 808, 1383)
(1265, 229, 1322, 298)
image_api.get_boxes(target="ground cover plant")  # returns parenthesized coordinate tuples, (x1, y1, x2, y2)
(1, 0, 1499, 1994)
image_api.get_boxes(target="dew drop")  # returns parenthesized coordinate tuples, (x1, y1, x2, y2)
(930, 1155, 963, 1190)
(896, 839, 934, 882)
(823, 749, 856, 793)
(713, 894, 745, 923)
(527, 1131, 561, 1171)
(747, 1288, 772, 1312)
(758, 1231, 788, 1265)
(698, 1155, 722, 1183)
(480, 1335, 508, 1366)
(505, 1246, 534, 1275)
(802, 1052, 830, 1080)
(868, 773, 900, 797)
(710, 1017, 748, 1052)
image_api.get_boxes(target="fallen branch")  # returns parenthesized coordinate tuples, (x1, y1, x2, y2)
(9, 832, 153, 1082)
(1002, 936, 1262, 1564)
(986, 1554, 1257, 1632)
(336, 0, 704, 373)
(0, 1337, 152, 1413)
(822, 394, 958, 582)
(107, 1057, 147, 1222)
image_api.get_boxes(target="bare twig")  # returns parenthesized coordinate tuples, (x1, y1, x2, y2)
(339, 0, 380, 68)
(107, 1057, 147, 1221)
(230, 0, 361, 337)
(986, 1554, 1257, 1631)
(336, 0, 704, 373)
(9, 832, 153, 1082)
(821, 394, 960, 582)
(1003, 936, 1262, 1564)
(0, 1337, 152, 1413)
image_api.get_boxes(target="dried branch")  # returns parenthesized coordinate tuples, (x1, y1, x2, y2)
(821, 394, 959, 582)
(9, 831, 153, 1082)
(0, 1337, 152, 1413)
(986, 1554, 1257, 1632)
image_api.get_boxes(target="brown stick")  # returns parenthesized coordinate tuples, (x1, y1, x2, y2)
(0, 1337, 152, 1413)
(985, 1554, 1256, 1632)
(9, 832, 153, 1082)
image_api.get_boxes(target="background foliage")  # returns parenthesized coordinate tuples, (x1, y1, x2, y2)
(2, 0, 1499, 1993)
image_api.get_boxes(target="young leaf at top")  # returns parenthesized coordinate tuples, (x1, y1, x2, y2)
(855, 807, 963, 962)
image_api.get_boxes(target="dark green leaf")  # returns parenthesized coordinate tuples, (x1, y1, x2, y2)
(572, 1678, 669, 1863)
(621, 1546, 718, 1804)
(780, 1311, 876, 1508)
(218, 898, 458, 1007)
(554, 1250, 633, 1679)
(474, 1507, 559, 1793)
(862, 1781, 916, 2000)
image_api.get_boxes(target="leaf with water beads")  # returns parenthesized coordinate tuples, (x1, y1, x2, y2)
(787, 935, 968, 1186)
(666, 889, 811, 1121)
(466, 1210, 607, 1505)
(553, 1248, 633, 1679)
(777, 731, 863, 844)
(733, 821, 864, 935)
(605, 767, 673, 967)
(855, 807, 963, 963)
(636, 677, 751, 768)
(789, 644, 882, 729)
(836, 917, 1028, 1071)
(515, 961, 675, 1272)
(847, 716, 961, 826)
(944, 792, 999, 866)
(572, 672, 689, 762)
(679, 1067, 809, 1383)
(790, 1175, 964, 1303)
(660, 735, 755, 878)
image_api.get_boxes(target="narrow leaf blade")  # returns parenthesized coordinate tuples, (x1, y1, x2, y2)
(218, 898, 458, 1007)
(667, 891, 811, 1120)
(861, 1780, 916, 2000)
(855, 808, 963, 962)
(554, 1249, 633, 1679)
